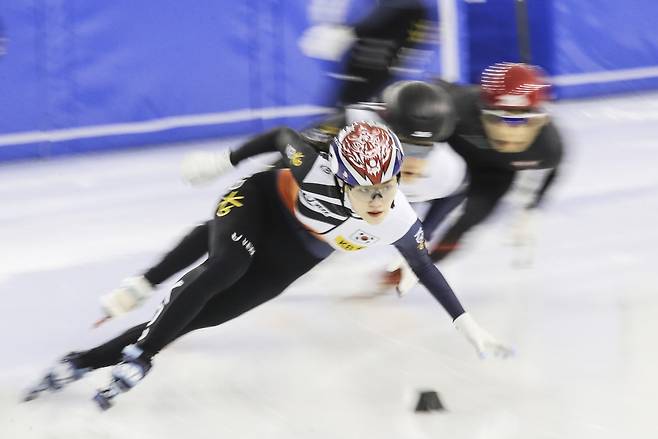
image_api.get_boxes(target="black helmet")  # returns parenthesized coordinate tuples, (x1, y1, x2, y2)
(381, 80, 456, 143)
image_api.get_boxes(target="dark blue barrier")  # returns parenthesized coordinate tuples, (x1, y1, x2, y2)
(464, 0, 658, 99)
(550, 0, 658, 99)
(2, 1, 657, 162)
(0, 0, 337, 161)
(0, 1, 263, 160)
(0, 0, 451, 162)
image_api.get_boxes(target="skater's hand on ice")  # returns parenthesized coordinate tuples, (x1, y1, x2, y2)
(181, 150, 233, 186)
(508, 208, 538, 248)
(507, 208, 539, 268)
(381, 256, 418, 296)
(453, 313, 514, 359)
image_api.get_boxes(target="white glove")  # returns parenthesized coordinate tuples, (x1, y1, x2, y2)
(99, 276, 154, 318)
(298, 24, 356, 61)
(181, 149, 233, 186)
(507, 208, 539, 268)
(509, 208, 538, 247)
(385, 256, 418, 296)
(453, 313, 514, 359)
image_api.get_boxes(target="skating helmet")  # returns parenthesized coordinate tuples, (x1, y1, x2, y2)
(329, 121, 404, 186)
(381, 80, 457, 142)
(480, 62, 550, 110)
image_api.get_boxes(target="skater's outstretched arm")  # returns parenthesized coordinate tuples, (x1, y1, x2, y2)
(181, 127, 323, 185)
(420, 191, 466, 243)
(394, 221, 513, 359)
(526, 166, 558, 209)
(393, 221, 464, 319)
(228, 127, 320, 179)
(428, 169, 515, 262)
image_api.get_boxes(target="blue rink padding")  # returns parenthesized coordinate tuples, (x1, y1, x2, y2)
(553, 75, 658, 99)
(10, 0, 657, 162)
(465, 0, 658, 99)
(0, 113, 334, 162)
(0, 0, 448, 162)
(548, 0, 658, 99)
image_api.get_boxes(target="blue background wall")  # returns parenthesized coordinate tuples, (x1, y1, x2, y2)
(1, 0, 657, 161)
(465, 0, 658, 99)
(0, 0, 444, 161)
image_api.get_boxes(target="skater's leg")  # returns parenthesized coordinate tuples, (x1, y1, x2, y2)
(92, 174, 269, 408)
(86, 235, 323, 374)
(421, 191, 467, 242)
(71, 233, 268, 372)
(99, 222, 211, 319)
(430, 170, 515, 262)
(93, 173, 326, 408)
(74, 323, 148, 369)
(135, 176, 268, 357)
(22, 323, 152, 401)
(177, 231, 325, 336)
(143, 222, 211, 287)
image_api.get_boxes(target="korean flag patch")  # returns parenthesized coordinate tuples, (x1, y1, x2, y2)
(350, 229, 379, 245)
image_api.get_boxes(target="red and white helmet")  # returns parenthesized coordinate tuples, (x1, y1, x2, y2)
(329, 121, 404, 186)
(480, 62, 550, 110)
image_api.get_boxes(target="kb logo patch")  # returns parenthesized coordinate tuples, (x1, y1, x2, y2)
(216, 191, 244, 217)
(414, 228, 426, 250)
(285, 144, 304, 167)
(334, 235, 365, 251)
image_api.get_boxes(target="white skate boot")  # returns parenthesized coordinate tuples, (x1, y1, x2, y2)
(93, 345, 152, 410)
(23, 352, 90, 401)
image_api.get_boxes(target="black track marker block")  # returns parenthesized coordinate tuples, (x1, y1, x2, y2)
(414, 390, 445, 412)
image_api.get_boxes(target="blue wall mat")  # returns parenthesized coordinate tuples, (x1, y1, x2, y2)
(463, 0, 658, 98)
(551, 0, 658, 98)
(0, 0, 448, 161)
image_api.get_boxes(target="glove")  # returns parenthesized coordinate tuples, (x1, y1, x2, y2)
(181, 150, 233, 186)
(509, 208, 537, 247)
(382, 256, 418, 296)
(453, 313, 514, 359)
(507, 207, 539, 268)
(99, 276, 154, 318)
(298, 24, 356, 61)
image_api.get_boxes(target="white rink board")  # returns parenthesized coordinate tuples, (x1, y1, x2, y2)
(1, 93, 658, 439)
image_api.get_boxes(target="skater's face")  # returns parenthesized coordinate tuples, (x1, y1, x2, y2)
(398, 142, 432, 184)
(481, 109, 548, 153)
(346, 178, 398, 225)
(400, 156, 428, 184)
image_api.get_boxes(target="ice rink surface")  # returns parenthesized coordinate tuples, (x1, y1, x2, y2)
(1, 93, 657, 439)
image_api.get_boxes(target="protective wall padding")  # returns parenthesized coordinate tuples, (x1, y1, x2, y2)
(464, 0, 520, 84)
(550, 0, 658, 99)
(0, 0, 447, 162)
(465, 0, 658, 99)
(465, 0, 555, 86)
(0, 0, 259, 160)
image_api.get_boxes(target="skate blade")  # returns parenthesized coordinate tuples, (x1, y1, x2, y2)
(23, 388, 45, 402)
(21, 377, 54, 402)
(93, 382, 121, 411)
(93, 391, 114, 411)
(92, 315, 112, 328)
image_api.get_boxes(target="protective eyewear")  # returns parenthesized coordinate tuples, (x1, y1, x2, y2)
(401, 142, 433, 159)
(481, 109, 547, 126)
(347, 180, 397, 200)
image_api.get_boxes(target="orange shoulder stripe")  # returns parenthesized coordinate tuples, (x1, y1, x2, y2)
(276, 169, 328, 243)
(276, 169, 299, 214)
